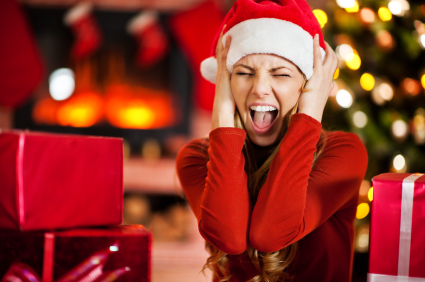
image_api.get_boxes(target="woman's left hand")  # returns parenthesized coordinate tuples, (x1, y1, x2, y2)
(298, 34, 339, 123)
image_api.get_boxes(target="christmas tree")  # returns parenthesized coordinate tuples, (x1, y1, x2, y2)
(311, 0, 425, 256)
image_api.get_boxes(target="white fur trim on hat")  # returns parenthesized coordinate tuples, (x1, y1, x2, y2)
(200, 56, 218, 84)
(200, 18, 326, 84)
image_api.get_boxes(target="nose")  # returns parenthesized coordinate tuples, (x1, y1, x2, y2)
(252, 73, 271, 98)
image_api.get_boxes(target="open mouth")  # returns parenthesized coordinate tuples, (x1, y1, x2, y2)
(249, 105, 279, 132)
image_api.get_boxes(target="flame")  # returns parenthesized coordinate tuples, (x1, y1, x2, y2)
(105, 84, 176, 129)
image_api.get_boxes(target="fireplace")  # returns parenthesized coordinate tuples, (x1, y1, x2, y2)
(14, 6, 193, 156)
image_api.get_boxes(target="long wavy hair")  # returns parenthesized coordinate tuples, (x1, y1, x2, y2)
(190, 73, 329, 282)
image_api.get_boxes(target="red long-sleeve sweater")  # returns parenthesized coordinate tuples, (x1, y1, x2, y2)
(176, 113, 368, 281)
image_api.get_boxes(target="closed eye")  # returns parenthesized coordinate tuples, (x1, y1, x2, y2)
(236, 73, 253, 76)
(274, 75, 290, 77)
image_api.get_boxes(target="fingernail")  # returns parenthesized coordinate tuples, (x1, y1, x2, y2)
(315, 34, 318, 40)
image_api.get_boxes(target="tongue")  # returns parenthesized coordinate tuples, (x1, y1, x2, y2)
(253, 111, 274, 129)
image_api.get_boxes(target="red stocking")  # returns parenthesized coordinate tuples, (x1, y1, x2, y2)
(168, 1, 224, 112)
(64, 2, 102, 60)
(127, 11, 169, 68)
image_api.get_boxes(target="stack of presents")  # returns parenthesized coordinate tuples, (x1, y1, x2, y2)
(0, 130, 151, 282)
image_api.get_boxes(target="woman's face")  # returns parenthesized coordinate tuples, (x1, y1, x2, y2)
(230, 54, 304, 147)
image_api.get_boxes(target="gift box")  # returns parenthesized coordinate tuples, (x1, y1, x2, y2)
(368, 172, 425, 281)
(0, 130, 123, 231)
(0, 225, 151, 282)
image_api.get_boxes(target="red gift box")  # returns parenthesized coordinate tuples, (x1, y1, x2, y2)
(0, 130, 123, 231)
(368, 173, 425, 281)
(0, 225, 151, 282)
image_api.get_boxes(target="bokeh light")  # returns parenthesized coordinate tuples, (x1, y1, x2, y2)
(360, 73, 375, 91)
(402, 78, 421, 96)
(378, 7, 392, 21)
(360, 8, 375, 23)
(368, 187, 373, 202)
(336, 44, 354, 61)
(336, 89, 353, 108)
(376, 30, 395, 50)
(392, 119, 408, 138)
(421, 74, 425, 89)
(345, 1, 359, 13)
(49, 68, 75, 101)
(393, 154, 406, 171)
(313, 9, 328, 28)
(336, 0, 356, 9)
(388, 0, 410, 16)
(353, 111, 368, 128)
(333, 68, 340, 79)
(356, 203, 370, 219)
(374, 82, 393, 101)
(346, 53, 361, 70)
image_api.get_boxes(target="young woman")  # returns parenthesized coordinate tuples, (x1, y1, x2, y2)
(176, 0, 369, 281)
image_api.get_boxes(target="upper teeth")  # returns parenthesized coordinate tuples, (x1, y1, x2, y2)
(250, 105, 277, 112)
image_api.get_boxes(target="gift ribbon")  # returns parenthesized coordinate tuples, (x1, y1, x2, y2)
(398, 173, 423, 277)
(42, 233, 55, 282)
(368, 273, 425, 282)
(16, 132, 26, 229)
(368, 173, 424, 281)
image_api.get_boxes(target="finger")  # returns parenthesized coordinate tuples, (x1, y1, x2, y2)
(216, 24, 226, 58)
(323, 41, 336, 73)
(312, 34, 323, 73)
(221, 35, 232, 67)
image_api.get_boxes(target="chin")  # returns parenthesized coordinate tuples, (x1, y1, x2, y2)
(243, 113, 282, 147)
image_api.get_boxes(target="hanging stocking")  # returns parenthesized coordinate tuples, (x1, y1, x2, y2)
(168, 0, 224, 112)
(64, 2, 102, 60)
(127, 10, 170, 68)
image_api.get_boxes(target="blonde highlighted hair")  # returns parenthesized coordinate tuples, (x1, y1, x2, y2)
(193, 73, 329, 282)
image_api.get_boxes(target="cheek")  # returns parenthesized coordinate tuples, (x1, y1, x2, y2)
(231, 77, 250, 112)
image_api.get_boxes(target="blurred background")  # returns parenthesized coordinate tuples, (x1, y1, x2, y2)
(0, 0, 425, 280)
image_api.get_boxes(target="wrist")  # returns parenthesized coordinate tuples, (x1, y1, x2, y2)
(297, 108, 322, 123)
(211, 112, 235, 130)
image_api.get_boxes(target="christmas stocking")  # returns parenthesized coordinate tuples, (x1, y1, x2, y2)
(64, 2, 102, 60)
(168, 0, 224, 111)
(127, 10, 170, 68)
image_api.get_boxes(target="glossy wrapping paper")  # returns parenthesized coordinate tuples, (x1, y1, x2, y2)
(368, 173, 425, 281)
(0, 225, 151, 282)
(0, 130, 123, 231)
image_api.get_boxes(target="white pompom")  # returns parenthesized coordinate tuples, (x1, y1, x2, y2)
(200, 57, 218, 84)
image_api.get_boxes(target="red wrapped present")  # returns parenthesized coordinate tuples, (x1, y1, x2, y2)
(0, 225, 151, 282)
(368, 172, 425, 281)
(0, 130, 123, 231)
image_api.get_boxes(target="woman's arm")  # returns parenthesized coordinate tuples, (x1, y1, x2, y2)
(176, 128, 251, 255)
(249, 112, 368, 252)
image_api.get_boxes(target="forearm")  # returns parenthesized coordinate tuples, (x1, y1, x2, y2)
(200, 128, 251, 254)
(249, 113, 322, 251)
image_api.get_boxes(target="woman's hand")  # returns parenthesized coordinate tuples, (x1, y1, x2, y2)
(211, 25, 235, 130)
(298, 34, 339, 123)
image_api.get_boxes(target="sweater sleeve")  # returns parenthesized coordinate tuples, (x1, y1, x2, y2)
(175, 128, 251, 255)
(249, 113, 369, 252)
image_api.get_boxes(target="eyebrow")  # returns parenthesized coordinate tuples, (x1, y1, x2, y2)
(234, 64, 293, 72)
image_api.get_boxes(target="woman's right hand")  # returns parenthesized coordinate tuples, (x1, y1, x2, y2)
(211, 25, 235, 130)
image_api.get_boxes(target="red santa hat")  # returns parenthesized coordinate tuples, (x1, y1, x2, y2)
(200, 0, 326, 84)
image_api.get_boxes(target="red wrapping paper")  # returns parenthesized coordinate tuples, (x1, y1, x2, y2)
(0, 130, 123, 231)
(0, 225, 151, 282)
(369, 173, 425, 279)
